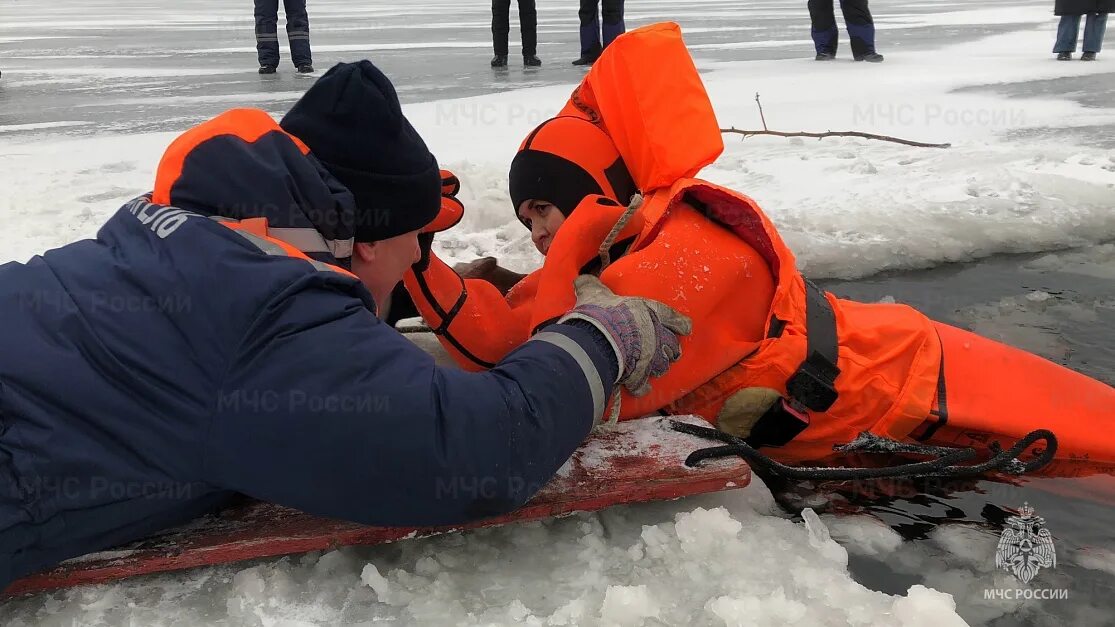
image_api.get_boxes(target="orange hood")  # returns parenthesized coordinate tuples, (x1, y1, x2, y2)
(558, 22, 724, 193)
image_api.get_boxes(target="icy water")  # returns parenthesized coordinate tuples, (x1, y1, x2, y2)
(3, 0, 1115, 624)
(815, 246, 1115, 625)
(770, 467, 1115, 626)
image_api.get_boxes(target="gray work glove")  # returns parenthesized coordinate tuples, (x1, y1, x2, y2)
(559, 275, 692, 398)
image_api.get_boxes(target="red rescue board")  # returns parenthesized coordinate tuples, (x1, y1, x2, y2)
(5, 415, 748, 597)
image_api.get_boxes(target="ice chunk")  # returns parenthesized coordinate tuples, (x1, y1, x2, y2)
(891, 585, 968, 627)
(802, 508, 849, 566)
(706, 590, 807, 626)
(824, 514, 904, 557)
(507, 599, 532, 621)
(599, 585, 660, 626)
(546, 598, 589, 625)
(361, 563, 408, 606)
(931, 525, 1003, 571)
(675, 507, 743, 556)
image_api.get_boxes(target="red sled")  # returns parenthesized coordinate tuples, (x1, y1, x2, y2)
(4, 415, 749, 598)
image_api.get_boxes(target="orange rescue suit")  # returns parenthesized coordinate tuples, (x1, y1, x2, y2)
(406, 179, 942, 462)
(403, 22, 942, 461)
(406, 21, 1115, 473)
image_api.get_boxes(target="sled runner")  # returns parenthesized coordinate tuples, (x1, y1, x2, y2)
(4, 415, 750, 597)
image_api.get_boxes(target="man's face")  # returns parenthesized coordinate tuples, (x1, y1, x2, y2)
(517, 200, 566, 256)
(351, 229, 422, 308)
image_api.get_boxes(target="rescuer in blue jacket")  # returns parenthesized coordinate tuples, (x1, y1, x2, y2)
(0, 61, 689, 591)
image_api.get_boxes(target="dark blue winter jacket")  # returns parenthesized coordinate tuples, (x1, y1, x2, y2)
(0, 109, 616, 590)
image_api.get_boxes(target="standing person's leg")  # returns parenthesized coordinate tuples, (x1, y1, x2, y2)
(575, 0, 602, 64)
(1054, 14, 1082, 57)
(601, 0, 625, 49)
(255, 0, 281, 71)
(1082, 12, 1108, 56)
(492, 0, 512, 63)
(284, 0, 312, 71)
(807, 0, 838, 58)
(519, 0, 540, 64)
(839, 0, 880, 60)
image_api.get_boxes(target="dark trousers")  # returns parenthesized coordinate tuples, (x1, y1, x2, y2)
(255, 0, 312, 67)
(808, 0, 876, 58)
(492, 0, 538, 56)
(1053, 13, 1108, 53)
(578, 0, 625, 57)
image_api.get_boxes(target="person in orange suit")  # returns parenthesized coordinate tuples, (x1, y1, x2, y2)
(404, 23, 940, 460)
(405, 22, 1115, 469)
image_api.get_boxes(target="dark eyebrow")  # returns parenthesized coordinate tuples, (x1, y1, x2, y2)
(518, 201, 540, 220)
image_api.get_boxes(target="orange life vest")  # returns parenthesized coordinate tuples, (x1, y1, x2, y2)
(414, 20, 1115, 471)
(404, 21, 937, 460)
(407, 175, 942, 462)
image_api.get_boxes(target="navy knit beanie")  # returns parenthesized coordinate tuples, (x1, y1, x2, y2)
(281, 60, 440, 242)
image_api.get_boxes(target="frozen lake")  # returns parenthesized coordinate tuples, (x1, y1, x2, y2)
(4, 0, 1110, 139)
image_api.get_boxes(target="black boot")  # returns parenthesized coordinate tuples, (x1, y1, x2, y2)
(815, 52, 836, 61)
(574, 20, 602, 66)
(296, 64, 314, 73)
(854, 52, 884, 62)
(491, 55, 508, 68)
(1081, 52, 1096, 61)
(1057, 51, 1072, 60)
(523, 55, 541, 67)
(258, 65, 277, 74)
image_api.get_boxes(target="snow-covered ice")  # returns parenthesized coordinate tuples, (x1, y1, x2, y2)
(2, 0, 1115, 624)
(0, 488, 972, 627)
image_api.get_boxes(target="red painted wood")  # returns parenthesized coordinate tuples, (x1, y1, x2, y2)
(5, 416, 749, 597)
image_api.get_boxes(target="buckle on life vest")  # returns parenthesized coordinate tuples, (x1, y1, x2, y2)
(786, 350, 840, 412)
(745, 398, 811, 448)
(748, 279, 839, 449)
(786, 280, 842, 413)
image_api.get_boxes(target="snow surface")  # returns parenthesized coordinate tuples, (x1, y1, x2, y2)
(0, 491, 970, 627)
(2, 0, 1115, 625)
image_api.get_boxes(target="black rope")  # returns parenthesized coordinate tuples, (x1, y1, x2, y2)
(670, 421, 1058, 480)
